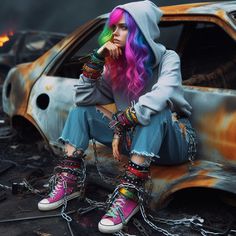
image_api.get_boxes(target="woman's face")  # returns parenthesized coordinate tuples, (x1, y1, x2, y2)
(111, 15, 128, 48)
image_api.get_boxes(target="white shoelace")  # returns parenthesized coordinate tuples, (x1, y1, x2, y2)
(106, 196, 126, 218)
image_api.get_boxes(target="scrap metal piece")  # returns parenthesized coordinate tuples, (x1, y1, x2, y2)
(0, 126, 16, 141)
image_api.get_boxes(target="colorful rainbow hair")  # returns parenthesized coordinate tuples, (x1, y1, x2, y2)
(98, 8, 154, 100)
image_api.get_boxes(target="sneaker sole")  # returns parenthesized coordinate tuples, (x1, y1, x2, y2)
(38, 191, 81, 211)
(98, 205, 140, 234)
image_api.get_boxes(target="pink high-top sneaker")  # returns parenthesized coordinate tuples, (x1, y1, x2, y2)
(38, 172, 82, 211)
(99, 160, 150, 234)
(98, 192, 139, 233)
(38, 155, 85, 211)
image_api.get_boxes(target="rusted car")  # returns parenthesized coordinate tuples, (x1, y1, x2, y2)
(0, 30, 66, 86)
(2, 1, 236, 209)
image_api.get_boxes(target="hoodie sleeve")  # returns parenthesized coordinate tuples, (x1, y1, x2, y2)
(73, 74, 114, 106)
(134, 50, 189, 125)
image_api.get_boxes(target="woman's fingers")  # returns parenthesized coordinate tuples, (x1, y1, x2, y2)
(97, 41, 121, 59)
(109, 44, 119, 59)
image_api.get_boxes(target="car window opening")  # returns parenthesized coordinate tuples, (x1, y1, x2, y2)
(54, 21, 236, 90)
(54, 26, 103, 79)
(182, 22, 236, 89)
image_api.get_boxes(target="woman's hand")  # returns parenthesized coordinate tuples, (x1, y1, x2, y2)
(112, 134, 122, 161)
(97, 41, 122, 59)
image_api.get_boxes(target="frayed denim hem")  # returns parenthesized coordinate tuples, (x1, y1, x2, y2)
(130, 150, 160, 158)
(57, 137, 85, 152)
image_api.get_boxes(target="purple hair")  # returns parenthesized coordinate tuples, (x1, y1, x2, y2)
(100, 8, 154, 100)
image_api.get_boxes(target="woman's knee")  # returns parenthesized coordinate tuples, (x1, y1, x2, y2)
(150, 108, 171, 124)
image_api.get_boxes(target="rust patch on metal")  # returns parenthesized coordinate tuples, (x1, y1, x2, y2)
(197, 169, 210, 176)
(45, 84, 53, 91)
(151, 164, 189, 181)
(199, 107, 236, 161)
(216, 9, 227, 20)
(161, 3, 211, 14)
(172, 175, 217, 190)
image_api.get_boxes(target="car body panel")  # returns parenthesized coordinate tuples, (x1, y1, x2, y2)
(2, 2, 236, 208)
(84, 142, 236, 208)
(184, 87, 236, 165)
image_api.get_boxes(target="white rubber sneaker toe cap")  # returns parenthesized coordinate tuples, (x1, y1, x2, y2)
(38, 199, 50, 204)
(99, 219, 114, 226)
(98, 219, 122, 234)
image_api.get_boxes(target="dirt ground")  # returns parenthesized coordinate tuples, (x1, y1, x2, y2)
(0, 90, 236, 236)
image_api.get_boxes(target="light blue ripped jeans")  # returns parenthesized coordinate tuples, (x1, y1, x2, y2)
(58, 106, 196, 165)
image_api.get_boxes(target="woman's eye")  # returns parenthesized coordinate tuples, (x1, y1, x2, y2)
(112, 25, 117, 32)
(121, 26, 128, 30)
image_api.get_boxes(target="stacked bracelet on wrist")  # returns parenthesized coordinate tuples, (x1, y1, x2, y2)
(125, 106, 138, 126)
(82, 50, 105, 80)
(109, 106, 139, 137)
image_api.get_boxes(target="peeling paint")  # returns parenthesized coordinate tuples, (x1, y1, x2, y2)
(199, 106, 236, 161)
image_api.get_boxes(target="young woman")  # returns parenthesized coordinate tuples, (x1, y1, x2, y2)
(38, 1, 196, 234)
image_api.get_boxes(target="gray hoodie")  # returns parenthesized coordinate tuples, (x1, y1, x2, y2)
(74, 0, 192, 125)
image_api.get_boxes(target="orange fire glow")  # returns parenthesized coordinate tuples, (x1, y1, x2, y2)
(0, 31, 14, 47)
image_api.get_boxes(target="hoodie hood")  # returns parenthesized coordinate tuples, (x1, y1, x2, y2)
(115, 0, 166, 67)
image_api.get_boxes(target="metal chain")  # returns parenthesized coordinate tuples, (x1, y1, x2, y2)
(92, 139, 118, 185)
(0, 183, 12, 191)
(133, 218, 152, 236)
(66, 221, 75, 236)
(191, 219, 236, 236)
(58, 178, 76, 236)
(1, 180, 44, 195)
(113, 231, 136, 236)
(59, 158, 87, 236)
(22, 179, 45, 196)
(187, 127, 197, 168)
(148, 213, 204, 227)
(139, 204, 178, 236)
(77, 197, 107, 215)
(60, 179, 72, 222)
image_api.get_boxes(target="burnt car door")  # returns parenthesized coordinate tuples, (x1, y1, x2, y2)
(27, 19, 105, 145)
(179, 21, 236, 168)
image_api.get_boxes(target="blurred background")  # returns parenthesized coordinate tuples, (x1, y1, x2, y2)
(0, 0, 230, 34)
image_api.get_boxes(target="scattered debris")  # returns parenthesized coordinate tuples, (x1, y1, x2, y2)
(33, 230, 52, 236)
(0, 126, 17, 141)
(27, 155, 41, 161)
(0, 190, 6, 202)
(10, 145, 19, 149)
(0, 160, 15, 175)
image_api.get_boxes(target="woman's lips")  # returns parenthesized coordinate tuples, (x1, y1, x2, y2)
(113, 39, 120, 43)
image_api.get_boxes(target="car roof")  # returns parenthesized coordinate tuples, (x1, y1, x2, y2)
(160, 1, 236, 38)
(99, 2, 236, 17)
(99, 2, 236, 30)
(161, 1, 236, 14)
